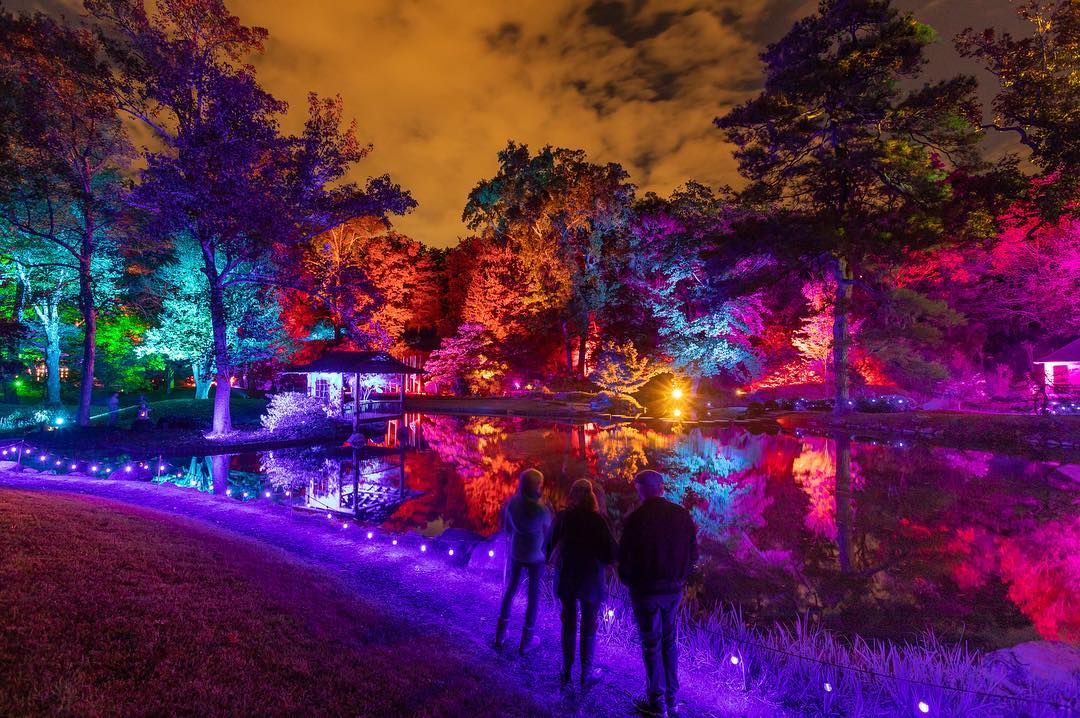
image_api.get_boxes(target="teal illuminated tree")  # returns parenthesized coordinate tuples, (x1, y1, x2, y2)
(717, 0, 986, 413)
(0, 11, 132, 423)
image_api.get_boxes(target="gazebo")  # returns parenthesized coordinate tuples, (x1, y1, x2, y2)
(1034, 338, 1080, 398)
(281, 350, 423, 430)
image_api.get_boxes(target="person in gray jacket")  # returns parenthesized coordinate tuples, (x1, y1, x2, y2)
(495, 468, 553, 654)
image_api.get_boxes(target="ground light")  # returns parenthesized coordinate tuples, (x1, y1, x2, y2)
(918, 701, 930, 713)
(671, 387, 683, 400)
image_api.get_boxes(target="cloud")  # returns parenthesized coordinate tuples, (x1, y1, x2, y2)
(9, 0, 1027, 246)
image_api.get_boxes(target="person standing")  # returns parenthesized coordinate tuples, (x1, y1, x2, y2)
(495, 468, 552, 655)
(545, 478, 617, 687)
(107, 392, 120, 427)
(619, 470, 698, 718)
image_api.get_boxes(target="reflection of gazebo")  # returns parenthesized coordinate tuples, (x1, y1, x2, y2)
(281, 351, 423, 430)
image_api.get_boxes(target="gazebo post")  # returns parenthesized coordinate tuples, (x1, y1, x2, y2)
(399, 373, 405, 414)
(353, 372, 360, 433)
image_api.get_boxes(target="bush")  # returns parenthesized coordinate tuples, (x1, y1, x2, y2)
(260, 392, 335, 434)
(589, 391, 644, 415)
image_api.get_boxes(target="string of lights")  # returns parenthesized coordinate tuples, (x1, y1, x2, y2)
(3, 437, 1073, 714)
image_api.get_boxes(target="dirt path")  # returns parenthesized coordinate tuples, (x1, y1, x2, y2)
(0, 471, 778, 718)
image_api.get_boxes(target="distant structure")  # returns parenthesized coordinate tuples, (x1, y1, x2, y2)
(281, 350, 423, 430)
(1034, 339, 1080, 398)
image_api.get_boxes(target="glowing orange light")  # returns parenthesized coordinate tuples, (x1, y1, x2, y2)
(671, 387, 684, 400)
(672, 408, 682, 418)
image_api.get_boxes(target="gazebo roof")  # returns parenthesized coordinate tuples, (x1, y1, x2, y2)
(283, 350, 423, 375)
(1035, 338, 1080, 364)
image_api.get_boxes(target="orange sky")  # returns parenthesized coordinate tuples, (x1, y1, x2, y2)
(17, 0, 1023, 247)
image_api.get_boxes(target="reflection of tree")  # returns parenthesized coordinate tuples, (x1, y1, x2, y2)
(418, 415, 522, 531)
(660, 429, 770, 543)
(998, 514, 1080, 643)
(590, 425, 671, 484)
(790, 436, 864, 542)
(261, 448, 335, 492)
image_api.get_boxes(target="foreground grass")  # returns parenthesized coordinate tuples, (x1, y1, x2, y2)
(0, 490, 547, 717)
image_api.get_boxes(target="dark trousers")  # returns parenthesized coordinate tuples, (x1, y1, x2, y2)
(631, 592, 681, 702)
(559, 596, 599, 674)
(498, 560, 543, 634)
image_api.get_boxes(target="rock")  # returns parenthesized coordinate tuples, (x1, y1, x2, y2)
(986, 641, 1080, 693)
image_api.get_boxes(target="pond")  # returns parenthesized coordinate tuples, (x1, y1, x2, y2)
(16, 413, 1079, 650)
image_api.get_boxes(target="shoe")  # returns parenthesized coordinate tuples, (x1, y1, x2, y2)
(666, 697, 680, 716)
(581, 667, 603, 689)
(519, 634, 541, 655)
(632, 695, 668, 717)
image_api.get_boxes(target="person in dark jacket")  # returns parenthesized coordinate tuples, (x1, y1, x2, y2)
(545, 478, 617, 686)
(619, 470, 698, 718)
(495, 468, 553, 654)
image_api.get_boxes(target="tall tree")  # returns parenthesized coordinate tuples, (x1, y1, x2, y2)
(0, 11, 132, 424)
(717, 0, 986, 413)
(957, 0, 1080, 225)
(463, 142, 633, 376)
(89, 0, 413, 433)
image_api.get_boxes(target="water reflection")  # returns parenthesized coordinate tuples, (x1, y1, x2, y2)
(108, 413, 1077, 648)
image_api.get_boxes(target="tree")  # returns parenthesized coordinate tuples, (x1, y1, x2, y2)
(628, 184, 770, 388)
(139, 240, 286, 399)
(589, 340, 659, 395)
(463, 142, 633, 376)
(423, 322, 506, 396)
(0, 11, 132, 424)
(284, 217, 433, 351)
(957, 1, 1080, 224)
(89, 0, 413, 434)
(717, 0, 986, 413)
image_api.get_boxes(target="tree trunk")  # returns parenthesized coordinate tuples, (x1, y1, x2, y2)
(76, 255, 97, 426)
(193, 361, 211, 400)
(44, 309, 61, 405)
(832, 256, 854, 415)
(578, 317, 589, 379)
(834, 432, 853, 574)
(561, 320, 574, 375)
(201, 246, 232, 435)
(165, 362, 174, 395)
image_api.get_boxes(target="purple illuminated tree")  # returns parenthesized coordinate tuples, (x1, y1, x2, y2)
(87, 0, 413, 434)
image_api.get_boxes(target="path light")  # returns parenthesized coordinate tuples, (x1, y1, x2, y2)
(366, 531, 373, 539)
(242, 491, 248, 498)
(327, 513, 333, 520)
(918, 701, 929, 714)
(447, 549, 454, 556)
(392, 539, 398, 546)
(671, 387, 683, 400)
(342, 523, 348, 529)
(824, 682, 832, 693)
(264, 491, 271, 498)
(729, 655, 739, 665)
(124, 465, 132, 472)
(91, 465, 98, 472)
(54, 460, 61, 466)
(606, 609, 615, 619)
(420, 544, 427, 552)
(25, 448, 31, 454)
(39, 455, 46, 461)
(672, 408, 682, 418)
(54, 417, 65, 426)
(225, 488, 232, 496)
(69, 464, 76, 470)
(487, 549, 495, 558)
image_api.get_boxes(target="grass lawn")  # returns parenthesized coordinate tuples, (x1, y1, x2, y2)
(0, 490, 547, 717)
(88, 396, 269, 428)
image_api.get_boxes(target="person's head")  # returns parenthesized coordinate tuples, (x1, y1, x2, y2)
(519, 468, 544, 499)
(634, 470, 665, 501)
(568, 478, 598, 512)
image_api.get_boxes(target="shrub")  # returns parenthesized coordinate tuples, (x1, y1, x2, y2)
(260, 392, 335, 434)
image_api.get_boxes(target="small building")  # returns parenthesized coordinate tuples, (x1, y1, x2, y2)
(1034, 339, 1080, 397)
(281, 350, 424, 430)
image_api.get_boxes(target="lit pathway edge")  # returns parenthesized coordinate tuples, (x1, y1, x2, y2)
(0, 471, 763, 718)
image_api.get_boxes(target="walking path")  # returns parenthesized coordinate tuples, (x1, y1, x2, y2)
(0, 471, 780, 718)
